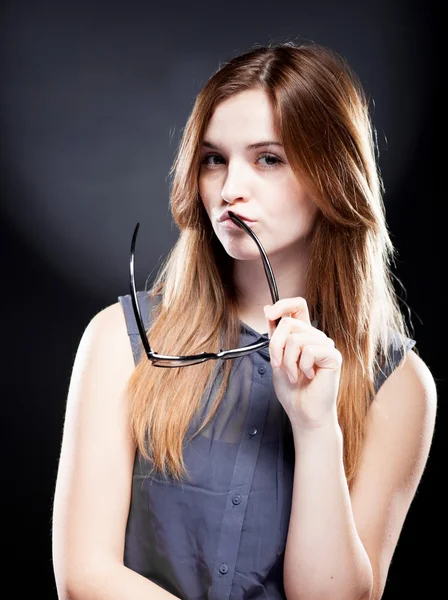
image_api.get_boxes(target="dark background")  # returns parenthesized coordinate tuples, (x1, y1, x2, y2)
(1, 1, 442, 597)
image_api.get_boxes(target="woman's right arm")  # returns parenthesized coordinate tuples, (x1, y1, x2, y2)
(52, 302, 180, 600)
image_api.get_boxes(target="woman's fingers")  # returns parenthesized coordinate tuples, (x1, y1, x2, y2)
(282, 334, 335, 382)
(300, 344, 342, 377)
(264, 296, 311, 326)
(263, 297, 335, 380)
(267, 317, 326, 367)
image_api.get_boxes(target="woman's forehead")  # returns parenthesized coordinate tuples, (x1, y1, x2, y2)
(204, 89, 275, 140)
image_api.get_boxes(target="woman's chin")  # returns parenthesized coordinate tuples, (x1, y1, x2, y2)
(223, 245, 263, 261)
(216, 231, 271, 261)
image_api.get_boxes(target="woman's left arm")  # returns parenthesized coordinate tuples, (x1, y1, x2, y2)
(285, 350, 436, 600)
(345, 349, 435, 599)
(264, 300, 437, 600)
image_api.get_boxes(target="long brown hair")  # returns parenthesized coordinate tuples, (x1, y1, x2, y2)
(126, 42, 412, 487)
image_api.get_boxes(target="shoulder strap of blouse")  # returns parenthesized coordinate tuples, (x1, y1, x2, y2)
(118, 291, 152, 366)
(374, 331, 416, 394)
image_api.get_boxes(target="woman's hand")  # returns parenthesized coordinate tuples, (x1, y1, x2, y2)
(264, 297, 342, 431)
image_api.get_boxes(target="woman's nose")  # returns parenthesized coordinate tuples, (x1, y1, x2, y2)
(220, 162, 251, 204)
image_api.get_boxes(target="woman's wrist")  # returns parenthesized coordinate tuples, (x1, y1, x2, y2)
(291, 415, 343, 451)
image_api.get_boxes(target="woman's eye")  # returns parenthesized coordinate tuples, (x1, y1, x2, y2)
(258, 153, 282, 168)
(201, 154, 224, 167)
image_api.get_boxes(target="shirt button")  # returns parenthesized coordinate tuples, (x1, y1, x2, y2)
(232, 494, 242, 505)
(258, 364, 266, 374)
(219, 563, 229, 575)
(249, 427, 258, 436)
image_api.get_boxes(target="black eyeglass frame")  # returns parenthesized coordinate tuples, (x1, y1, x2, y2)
(129, 211, 280, 367)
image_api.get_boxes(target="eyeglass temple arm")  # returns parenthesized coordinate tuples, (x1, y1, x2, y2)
(227, 211, 280, 308)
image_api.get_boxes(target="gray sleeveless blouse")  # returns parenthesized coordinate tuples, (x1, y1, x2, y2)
(118, 290, 416, 600)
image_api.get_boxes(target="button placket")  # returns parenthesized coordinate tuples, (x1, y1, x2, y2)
(208, 373, 272, 600)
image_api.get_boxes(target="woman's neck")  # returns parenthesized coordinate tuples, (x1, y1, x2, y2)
(234, 242, 310, 333)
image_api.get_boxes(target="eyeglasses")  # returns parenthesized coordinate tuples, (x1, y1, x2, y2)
(129, 211, 280, 367)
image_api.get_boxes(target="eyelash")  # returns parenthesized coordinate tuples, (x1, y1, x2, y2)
(200, 153, 285, 170)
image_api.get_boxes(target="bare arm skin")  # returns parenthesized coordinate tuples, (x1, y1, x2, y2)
(283, 350, 437, 600)
(52, 302, 180, 600)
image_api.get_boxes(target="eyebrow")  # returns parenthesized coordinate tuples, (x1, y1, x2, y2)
(202, 140, 284, 150)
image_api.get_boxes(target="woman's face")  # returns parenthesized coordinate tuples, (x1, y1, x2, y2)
(199, 88, 318, 262)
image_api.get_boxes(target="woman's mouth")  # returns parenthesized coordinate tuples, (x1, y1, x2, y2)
(219, 218, 255, 230)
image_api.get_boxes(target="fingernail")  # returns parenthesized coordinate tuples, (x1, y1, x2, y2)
(264, 307, 274, 320)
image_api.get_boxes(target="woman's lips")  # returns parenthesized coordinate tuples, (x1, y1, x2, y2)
(219, 218, 255, 229)
(218, 215, 255, 229)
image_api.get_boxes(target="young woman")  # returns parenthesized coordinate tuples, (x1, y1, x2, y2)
(52, 42, 437, 600)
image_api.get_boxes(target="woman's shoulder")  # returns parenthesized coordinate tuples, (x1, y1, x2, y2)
(94, 288, 158, 337)
(90, 300, 131, 339)
(373, 342, 437, 432)
(77, 300, 137, 379)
